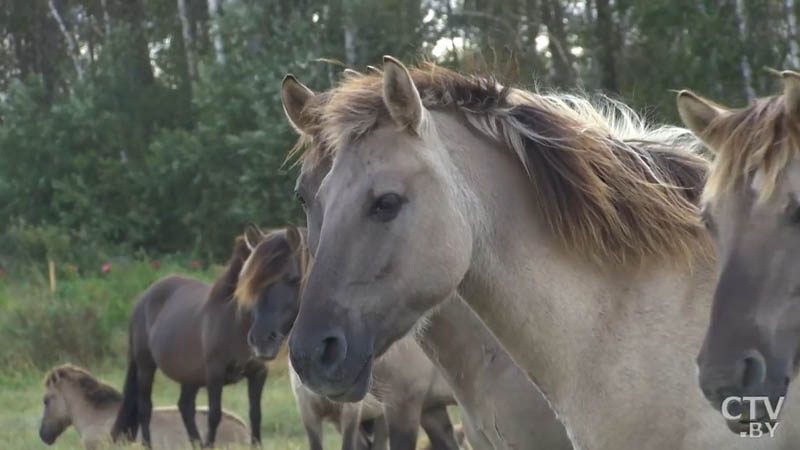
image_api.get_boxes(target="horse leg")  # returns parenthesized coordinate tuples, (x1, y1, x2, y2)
(135, 359, 156, 448)
(384, 401, 422, 450)
(204, 367, 225, 448)
(370, 417, 389, 450)
(420, 406, 459, 450)
(298, 404, 323, 450)
(246, 364, 268, 445)
(340, 403, 363, 450)
(178, 384, 201, 445)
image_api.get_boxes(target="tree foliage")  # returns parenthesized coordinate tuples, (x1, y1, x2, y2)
(0, 0, 797, 264)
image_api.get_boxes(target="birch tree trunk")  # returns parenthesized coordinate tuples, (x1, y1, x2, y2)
(208, 0, 225, 64)
(343, 0, 357, 67)
(786, 0, 799, 68)
(178, 0, 196, 79)
(541, 0, 576, 86)
(100, 0, 112, 39)
(47, 0, 83, 81)
(594, 0, 618, 92)
(733, 0, 756, 101)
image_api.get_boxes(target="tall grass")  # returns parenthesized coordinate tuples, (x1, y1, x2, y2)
(0, 257, 219, 381)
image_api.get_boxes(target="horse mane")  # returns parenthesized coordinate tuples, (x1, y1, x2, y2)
(43, 364, 122, 407)
(292, 63, 711, 265)
(206, 235, 252, 305)
(234, 227, 308, 310)
(702, 95, 800, 203)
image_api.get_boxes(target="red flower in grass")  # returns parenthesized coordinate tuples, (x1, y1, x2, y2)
(150, 260, 161, 269)
(189, 260, 202, 269)
(66, 264, 78, 273)
(101, 263, 111, 273)
(0, 268, 4, 279)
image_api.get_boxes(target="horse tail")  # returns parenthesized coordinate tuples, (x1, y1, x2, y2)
(110, 352, 139, 442)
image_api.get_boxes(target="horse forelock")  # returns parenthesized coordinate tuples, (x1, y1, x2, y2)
(289, 62, 711, 266)
(703, 95, 800, 204)
(234, 228, 308, 311)
(43, 364, 122, 407)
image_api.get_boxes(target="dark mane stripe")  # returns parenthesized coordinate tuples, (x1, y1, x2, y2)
(44, 364, 122, 407)
(293, 63, 711, 265)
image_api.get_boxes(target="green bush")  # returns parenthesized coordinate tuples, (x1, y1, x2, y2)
(0, 258, 219, 375)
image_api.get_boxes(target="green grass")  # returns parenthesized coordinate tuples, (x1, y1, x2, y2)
(0, 260, 453, 449)
(1, 359, 344, 449)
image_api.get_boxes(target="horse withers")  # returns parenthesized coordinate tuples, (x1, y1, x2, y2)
(110, 226, 304, 447)
(678, 71, 800, 432)
(40, 364, 248, 449)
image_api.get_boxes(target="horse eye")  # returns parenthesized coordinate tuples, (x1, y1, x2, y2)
(788, 205, 800, 225)
(295, 191, 306, 207)
(370, 193, 404, 221)
(286, 274, 301, 286)
(700, 207, 716, 233)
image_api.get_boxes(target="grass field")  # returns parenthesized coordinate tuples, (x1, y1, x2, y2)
(0, 259, 452, 449)
(0, 357, 350, 450)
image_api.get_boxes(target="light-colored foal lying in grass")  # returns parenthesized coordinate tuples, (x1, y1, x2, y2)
(39, 364, 248, 449)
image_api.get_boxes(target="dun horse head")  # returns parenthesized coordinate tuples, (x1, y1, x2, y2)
(678, 70, 800, 431)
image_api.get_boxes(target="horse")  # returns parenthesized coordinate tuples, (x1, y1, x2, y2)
(40, 364, 249, 449)
(235, 232, 462, 450)
(290, 115, 571, 450)
(676, 70, 800, 427)
(280, 57, 800, 448)
(110, 226, 304, 447)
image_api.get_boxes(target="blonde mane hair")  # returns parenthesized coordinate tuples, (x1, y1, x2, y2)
(291, 64, 711, 265)
(702, 95, 800, 203)
(234, 227, 308, 310)
(44, 364, 122, 407)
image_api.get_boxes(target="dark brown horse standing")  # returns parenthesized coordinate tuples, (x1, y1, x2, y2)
(111, 226, 305, 447)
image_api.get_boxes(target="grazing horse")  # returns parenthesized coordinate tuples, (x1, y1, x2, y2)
(236, 233, 461, 450)
(111, 226, 304, 447)
(290, 113, 571, 450)
(677, 71, 800, 427)
(280, 57, 800, 448)
(40, 364, 249, 449)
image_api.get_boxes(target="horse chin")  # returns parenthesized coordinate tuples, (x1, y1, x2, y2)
(39, 427, 57, 445)
(250, 344, 281, 362)
(326, 355, 374, 402)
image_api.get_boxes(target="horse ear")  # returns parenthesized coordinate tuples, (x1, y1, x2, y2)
(382, 55, 423, 132)
(781, 70, 800, 119)
(676, 90, 728, 151)
(243, 223, 265, 252)
(281, 74, 315, 135)
(285, 225, 304, 252)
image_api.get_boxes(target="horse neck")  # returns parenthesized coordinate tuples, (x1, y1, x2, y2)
(437, 111, 733, 447)
(59, 383, 119, 438)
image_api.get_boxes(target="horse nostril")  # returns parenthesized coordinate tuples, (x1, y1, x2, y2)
(314, 334, 347, 370)
(741, 353, 766, 389)
(268, 331, 280, 342)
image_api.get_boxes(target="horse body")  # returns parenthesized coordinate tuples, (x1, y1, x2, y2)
(282, 59, 800, 449)
(40, 364, 248, 450)
(289, 335, 462, 450)
(113, 228, 303, 447)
